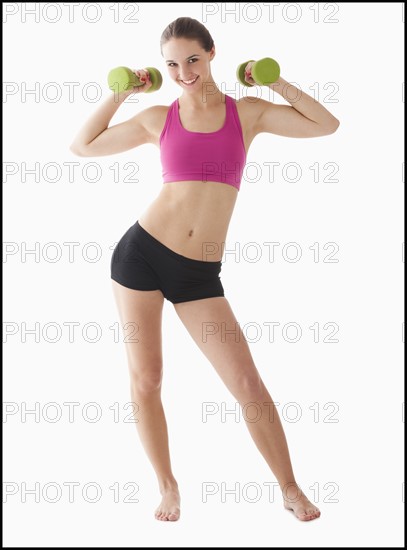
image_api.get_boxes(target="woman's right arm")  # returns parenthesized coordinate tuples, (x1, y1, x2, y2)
(69, 69, 155, 157)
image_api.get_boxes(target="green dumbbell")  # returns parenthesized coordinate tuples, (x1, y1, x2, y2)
(236, 57, 280, 87)
(107, 66, 163, 94)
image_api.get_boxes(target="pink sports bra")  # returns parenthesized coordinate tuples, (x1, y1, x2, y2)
(159, 94, 246, 191)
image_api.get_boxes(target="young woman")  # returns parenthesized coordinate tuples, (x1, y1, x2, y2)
(70, 17, 339, 522)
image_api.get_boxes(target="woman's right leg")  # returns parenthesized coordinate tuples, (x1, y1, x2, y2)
(111, 280, 180, 521)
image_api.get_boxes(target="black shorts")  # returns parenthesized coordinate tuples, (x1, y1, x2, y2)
(110, 220, 225, 304)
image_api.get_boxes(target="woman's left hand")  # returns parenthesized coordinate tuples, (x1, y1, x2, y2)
(244, 61, 257, 85)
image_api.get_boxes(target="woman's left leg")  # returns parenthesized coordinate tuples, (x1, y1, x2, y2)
(173, 296, 321, 521)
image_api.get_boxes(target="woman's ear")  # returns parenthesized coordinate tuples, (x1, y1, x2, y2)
(209, 46, 216, 61)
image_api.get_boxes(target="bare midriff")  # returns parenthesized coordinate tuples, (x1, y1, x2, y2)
(137, 180, 239, 262)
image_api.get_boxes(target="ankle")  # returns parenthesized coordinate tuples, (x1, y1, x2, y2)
(280, 481, 303, 502)
(159, 478, 179, 494)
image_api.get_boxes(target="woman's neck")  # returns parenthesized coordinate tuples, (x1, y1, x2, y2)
(180, 87, 224, 109)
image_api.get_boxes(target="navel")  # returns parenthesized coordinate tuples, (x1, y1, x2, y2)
(188, 229, 194, 237)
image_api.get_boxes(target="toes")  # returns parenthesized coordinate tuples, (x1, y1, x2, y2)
(297, 508, 316, 521)
(285, 498, 321, 521)
(301, 508, 320, 520)
(157, 512, 180, 521)
(155, 505, 180, 522)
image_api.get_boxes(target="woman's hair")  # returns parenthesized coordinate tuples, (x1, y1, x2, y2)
(160, 17, 214, 55)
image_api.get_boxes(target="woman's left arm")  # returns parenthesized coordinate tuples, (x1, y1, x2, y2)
(252, 76, 340, 138)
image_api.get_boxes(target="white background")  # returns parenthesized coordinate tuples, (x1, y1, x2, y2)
(3, 2, 404, 547)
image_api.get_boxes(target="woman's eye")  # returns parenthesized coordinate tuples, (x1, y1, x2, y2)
(168, 59, 197, 67)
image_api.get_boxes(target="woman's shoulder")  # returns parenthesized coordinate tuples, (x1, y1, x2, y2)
(233, 96, 260, 131)
(234, 95, 265, 116)
(142, 103, 173, 118)
(233, 95, 272, 134)
(134, 103, 170, 127)
(138, 103, 173, 146)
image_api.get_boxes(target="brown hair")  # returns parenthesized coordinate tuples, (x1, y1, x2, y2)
(160, 17, 214, 55)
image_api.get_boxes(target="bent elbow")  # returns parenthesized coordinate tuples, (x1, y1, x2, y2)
(327, 118, 340, 134)
(70, 144, 87, 157)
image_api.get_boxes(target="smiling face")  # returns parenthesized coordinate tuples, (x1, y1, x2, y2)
(162, 37, 215, 92)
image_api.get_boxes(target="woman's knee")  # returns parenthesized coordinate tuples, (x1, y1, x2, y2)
(233, 369, 265, 402)
(129, 364, 163, 393)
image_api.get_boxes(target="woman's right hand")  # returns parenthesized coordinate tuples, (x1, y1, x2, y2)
(122, 68, 153, 97)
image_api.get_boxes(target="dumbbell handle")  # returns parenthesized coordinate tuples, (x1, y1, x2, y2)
(126, 72, 143, 87)
(108, 66, 162, 94)
(108, 67, 144, 92)
(237, 57, 280, 87)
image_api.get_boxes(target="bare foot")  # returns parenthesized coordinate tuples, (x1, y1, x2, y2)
(282, 483, 321, 521)
(155, 488, 181, 521)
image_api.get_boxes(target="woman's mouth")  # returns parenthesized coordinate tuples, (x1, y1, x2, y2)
(180, 76, 199, 86)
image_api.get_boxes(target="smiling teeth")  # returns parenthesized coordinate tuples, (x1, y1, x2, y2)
(183, 77, 197, 84)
